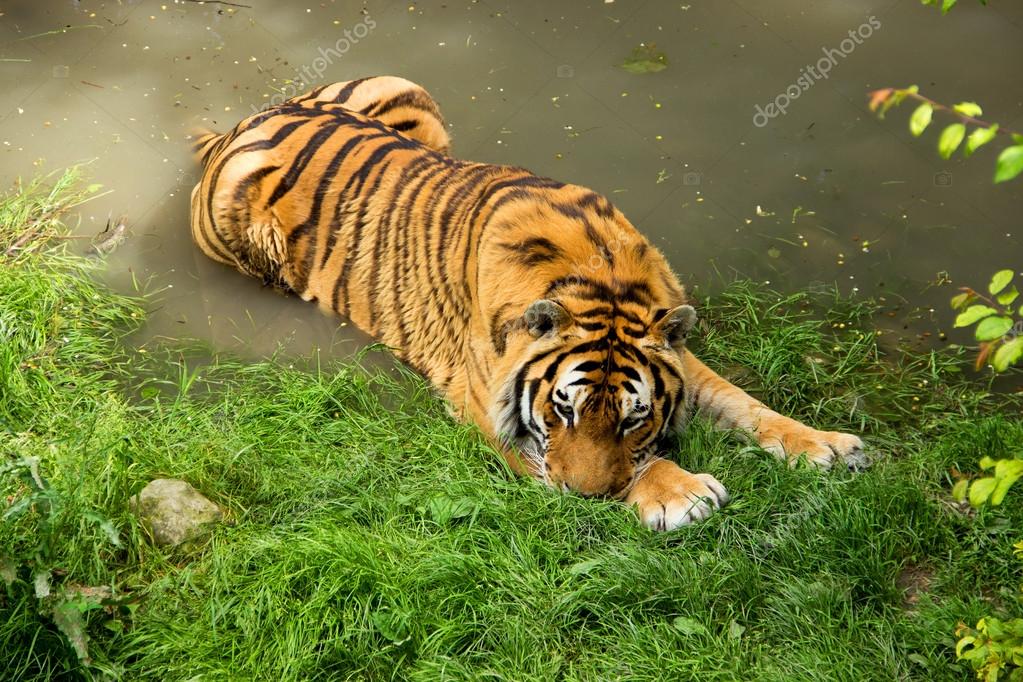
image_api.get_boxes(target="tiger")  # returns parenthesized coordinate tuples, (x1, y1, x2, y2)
(189, 76, 867, 531)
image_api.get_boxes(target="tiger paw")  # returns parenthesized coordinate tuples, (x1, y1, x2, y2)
(625, 459, 729, 531)
(755, 413, 868, 471)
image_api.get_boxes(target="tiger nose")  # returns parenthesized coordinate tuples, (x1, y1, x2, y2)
(561, 468, 625, 498)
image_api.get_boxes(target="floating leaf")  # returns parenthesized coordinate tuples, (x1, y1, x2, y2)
(953, 101, 982, 117)
(994, 144, 1023, 183)
(988, 269, 1013, 295)
(964, 124, 998, 157)
(938, 123, 966, 159)
(672, 616, 708, 636)
(620, 44, 668, 74)
(909, 103, 933, 137)
(992, 337, 1023, 372)
(954, 305, 998, 327)
(974, 316, 1013, 341)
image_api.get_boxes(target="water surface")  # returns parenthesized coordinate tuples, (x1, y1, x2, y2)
(2, 0, 1021, 361)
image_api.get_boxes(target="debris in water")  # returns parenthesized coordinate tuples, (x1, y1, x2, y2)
(620, 43, 668, 74)
(89, 215, 130, 256)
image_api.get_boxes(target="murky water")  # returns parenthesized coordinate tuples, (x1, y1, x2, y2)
(2, 0, 1021, 361)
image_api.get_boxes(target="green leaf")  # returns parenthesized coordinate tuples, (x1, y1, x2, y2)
(988, 269, 1014, 295)
(974, 316, 1013, 341)
(907, 653, 929, 668)
(979, 456, 997, 470)
(953, 101, 982, 117)
(424, 494, 478, 525)
(942, 0, 958, 13)
(52, 600, 91, 663)
(965, 124, 998, 157)
(727, 620, 746, 640)
(996, 286, 1019, 306)
(968, 476, 997, 506)
(568, 558, 602, 576)
(989, 459, 1023, 505)
(938, 123, 966, 159)
(992, 337, 1023, 372)
(371, 610, 411, 644)
(909, 103, 933, 137)
(950, 292, 974, 310)
(952, 478, 969, 502)
(995, 144, 1023, 183)
(957, 635, 976, 658)
(672, 616, 708, 636)
(954, 305, 998, 327)
(83, 511, 122, 548)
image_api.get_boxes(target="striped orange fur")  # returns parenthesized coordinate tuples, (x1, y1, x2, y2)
(190, 76, 866, 531)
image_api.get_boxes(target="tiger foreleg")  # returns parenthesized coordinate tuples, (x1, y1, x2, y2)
(625, 459, 729, 531)
(682, 351, 868, 470)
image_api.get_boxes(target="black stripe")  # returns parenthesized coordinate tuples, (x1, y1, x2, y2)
(333, 77, 372, 105)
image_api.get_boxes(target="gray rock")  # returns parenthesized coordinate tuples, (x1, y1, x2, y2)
(131, 479, 223, 547)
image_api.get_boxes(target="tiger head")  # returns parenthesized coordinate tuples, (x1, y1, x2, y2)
(491, 299, 696, 499)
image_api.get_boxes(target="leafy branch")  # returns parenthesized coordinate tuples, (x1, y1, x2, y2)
(950, 269, 1023, 372)
(868, 86, 1023, 183)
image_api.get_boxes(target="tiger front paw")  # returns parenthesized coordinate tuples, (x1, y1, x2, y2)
(625, 459, 729, 531)
(755, 413, 868, 471)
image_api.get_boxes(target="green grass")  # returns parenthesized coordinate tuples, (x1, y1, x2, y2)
(1, 169, 1021, 680)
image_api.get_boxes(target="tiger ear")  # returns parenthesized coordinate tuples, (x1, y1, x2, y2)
(524, 299, 571, 338)
(650, 304, 696, 349)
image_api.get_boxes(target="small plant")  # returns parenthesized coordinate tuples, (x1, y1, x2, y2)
(948, 271, 1023, 680)
(1, 455, 125, 668)
(950, 269, 1023, 373)
(868, 86, 1023, 183)
(955, 542, 1023, 681)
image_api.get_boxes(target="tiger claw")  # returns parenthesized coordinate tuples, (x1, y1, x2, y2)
(625, 460, 729, 531)
(756, 415, 869, 471)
